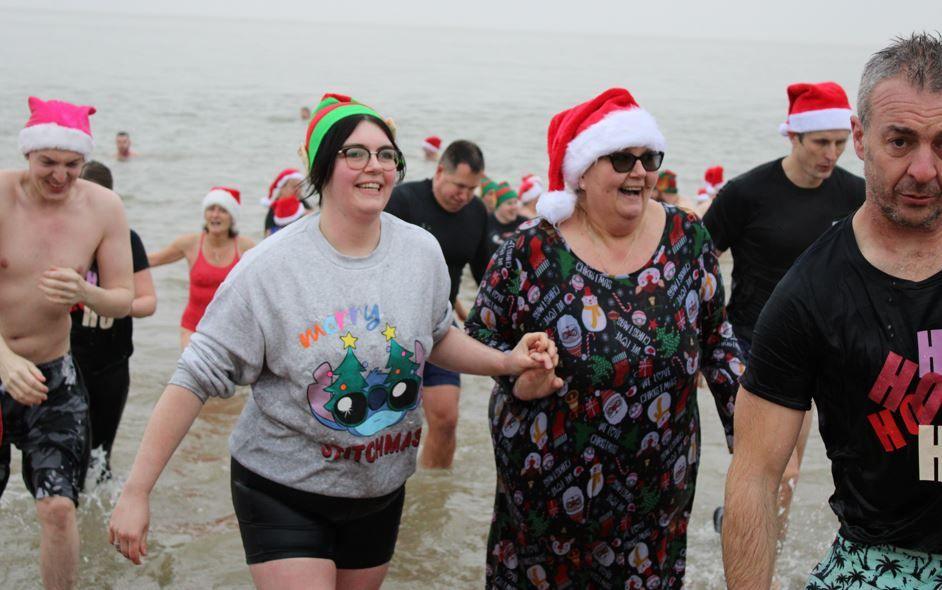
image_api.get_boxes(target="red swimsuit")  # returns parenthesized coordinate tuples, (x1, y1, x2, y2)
(180, 234, 240, 331)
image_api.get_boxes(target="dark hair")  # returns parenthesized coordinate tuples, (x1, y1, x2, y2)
(116, 131, 130, 138)
(80, 160, 113, 190)
(305, 114, 405, 206)
(440, 140, 485, 173)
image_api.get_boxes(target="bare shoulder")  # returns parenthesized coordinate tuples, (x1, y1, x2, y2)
(237, 235, 256, 251)
(78, 178, 124, 213)
(0, 170, 25, 205)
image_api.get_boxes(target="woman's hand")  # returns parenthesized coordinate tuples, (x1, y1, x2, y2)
(505, 332, 558, 375)
(513, 366, 564, 401)
(108, 488, 151, 565)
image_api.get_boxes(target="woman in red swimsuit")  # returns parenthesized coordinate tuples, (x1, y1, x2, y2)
(148, 187, 255, 349)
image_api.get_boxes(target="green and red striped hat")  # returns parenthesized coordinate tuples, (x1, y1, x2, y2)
(494, 182, 519, 208)
(480, 176, 500, 197)
(303, 93, 384, 170)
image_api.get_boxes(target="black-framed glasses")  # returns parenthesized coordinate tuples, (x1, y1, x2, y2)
(605, 150, 665, 173)
(337, 145, 402, 171)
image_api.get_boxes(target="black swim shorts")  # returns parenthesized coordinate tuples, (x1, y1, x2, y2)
(0, 354, 90, 505)
(230, 458, 405, 569)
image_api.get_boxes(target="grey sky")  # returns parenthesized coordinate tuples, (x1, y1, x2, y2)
(2, 0, 940, 44)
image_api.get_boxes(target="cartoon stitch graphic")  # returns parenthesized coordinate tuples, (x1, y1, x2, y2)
(306, 326, 426, 437)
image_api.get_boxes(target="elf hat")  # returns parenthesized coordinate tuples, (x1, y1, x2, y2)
(481, 176, 500, 197)
(778, 82, 852, 136)
(262, 168, 304, 207)
(19, 96, 96, 156)
(422, 135, 442, 154)
(273, 194, 304, 226)
(303, 93, 385, 171)
(656, 170, 678, 195)
(519, 174, 544, 203)
(536, 88, 667, 224)
(495, 182, 519, 209)
(202, 186, 241, 227)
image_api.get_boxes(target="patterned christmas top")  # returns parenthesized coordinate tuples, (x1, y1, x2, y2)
(466, 205, 742, 589)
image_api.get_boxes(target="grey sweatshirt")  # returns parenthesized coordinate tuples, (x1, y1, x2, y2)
(170, 213, 453, 498)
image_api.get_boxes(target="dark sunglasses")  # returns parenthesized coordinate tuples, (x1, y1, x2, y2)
(605, 150, 665, 173)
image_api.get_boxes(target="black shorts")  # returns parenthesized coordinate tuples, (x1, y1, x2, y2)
(0, 355, 90, 505)
(230, 458, 405, 569)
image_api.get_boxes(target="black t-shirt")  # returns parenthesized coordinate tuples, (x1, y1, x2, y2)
(385, 179, 489, 303)
(703, 158, 864, 341)
(70, 229, 150, 371)
(485, 213, 528, 258)
(742, 216, 942, 552)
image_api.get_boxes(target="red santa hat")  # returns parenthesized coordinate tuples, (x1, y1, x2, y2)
(202, 186, 241, 227)
(422, 135, 442, 154)
(262, 168, 304, 207)
(273, 194, 304, 227)
(18, 96, 96, 156)
(778, 82, 852, 136)
(536, 88, 666, 224)
(694, 166, 725, 202)
(519, 174, 544, 203)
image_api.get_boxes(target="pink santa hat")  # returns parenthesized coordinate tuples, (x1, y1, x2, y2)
(273, 194, 304, 227)
(536, 88, 666, 224)
(18, 96, 96, 156)
(778, 82, 852, 136)
(202, 186, 241, 227)
(262, 168, 304, 207)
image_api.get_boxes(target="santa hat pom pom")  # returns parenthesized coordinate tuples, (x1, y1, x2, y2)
(536, 189, 578, 225)
(778, 122, 790, 137)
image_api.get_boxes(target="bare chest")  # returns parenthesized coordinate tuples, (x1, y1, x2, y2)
(0, 207, 102, 281)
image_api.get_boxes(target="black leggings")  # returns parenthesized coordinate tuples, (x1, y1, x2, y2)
(83, 360, 130, 472)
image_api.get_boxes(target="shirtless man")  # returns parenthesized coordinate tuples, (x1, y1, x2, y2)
(0, 97, 134, 590)
(115, 131, 137, 161)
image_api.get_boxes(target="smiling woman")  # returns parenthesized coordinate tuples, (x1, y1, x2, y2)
(467, 87, 744, 589)
(145, 186, 255, 349)
(107, 92, 562, 590)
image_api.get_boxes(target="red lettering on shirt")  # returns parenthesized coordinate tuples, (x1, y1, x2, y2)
(868, 352, 918, 411)
(867, 409, 907, 452)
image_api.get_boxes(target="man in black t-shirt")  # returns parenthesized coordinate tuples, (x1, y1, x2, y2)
(385, 140, 489, 468)
(704, 81, 865, 547)
(70, 161, 157, 478)
(723, 33, 942, 588)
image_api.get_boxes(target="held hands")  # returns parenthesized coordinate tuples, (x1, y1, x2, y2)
(39, 267, 88, 307)
(0, 349, 48, 405)
(108, 488, 150, 565)
(507, 333, 564, 401)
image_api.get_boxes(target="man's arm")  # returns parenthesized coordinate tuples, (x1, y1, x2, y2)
(86, 193, 134, 317)
(38, 192, 133, 318)
(722, 387, 805, 589)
